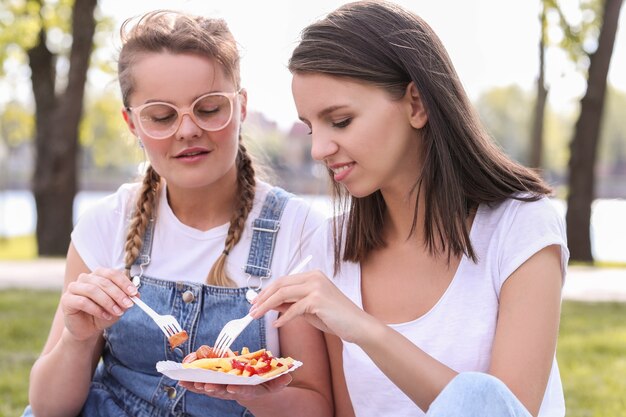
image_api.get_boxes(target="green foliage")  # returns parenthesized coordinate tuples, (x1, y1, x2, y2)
(542, 107, 573, 175)
(599, 87, 626, 172)
(476, 85, 533, 164)
(0, 101, 33, 147)
(0, 1, 42, 67)
(80, 90, 141, 170)
(0, 0, 114, 85)
(543, 0, 604, 73)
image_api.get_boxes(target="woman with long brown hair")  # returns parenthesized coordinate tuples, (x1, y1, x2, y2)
(251, 2, 567, 416)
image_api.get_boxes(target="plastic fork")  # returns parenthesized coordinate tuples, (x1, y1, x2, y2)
(131, 295, 184, 338)
(212, 255, 313, 357)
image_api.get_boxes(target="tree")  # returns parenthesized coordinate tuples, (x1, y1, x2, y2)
(0, 101, 35, 191)
(566, 0, 624, 262)
(529, 1, 549, 170)
(0, 0, 98, 255)
(476, 85, 571, 182)
(529, 0, 600, 172)
(476, 85, 533, 164)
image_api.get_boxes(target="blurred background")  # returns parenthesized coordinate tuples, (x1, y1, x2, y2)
(0, 0, 625, 264)
(0, 1, 625, 416)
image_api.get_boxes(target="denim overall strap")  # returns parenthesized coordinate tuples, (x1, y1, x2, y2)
(244, 187, 293, 280)
(130, 218, 156, 279)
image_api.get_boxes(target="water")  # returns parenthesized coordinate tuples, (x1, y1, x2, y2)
(1, 190, 624, 263)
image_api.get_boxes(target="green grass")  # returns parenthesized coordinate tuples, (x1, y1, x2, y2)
(0, 289, 58, 417)
(557, 302, 626, 416)
(0, 235, 37, 260)
(0, 290, 624, 416)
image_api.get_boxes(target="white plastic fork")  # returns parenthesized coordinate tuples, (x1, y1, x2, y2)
(131, 295, 184, 339)
(212, 254, 313, 357)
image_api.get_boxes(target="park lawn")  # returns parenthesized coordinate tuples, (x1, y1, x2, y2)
(0, 291, 625, 417)
(557, 301, 626, 416)
(0, 289, 58, 417)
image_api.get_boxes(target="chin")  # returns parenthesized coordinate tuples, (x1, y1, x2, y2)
(343, 184, 376, 199)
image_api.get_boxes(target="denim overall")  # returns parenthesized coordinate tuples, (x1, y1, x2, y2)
(23, 187, 292, 417)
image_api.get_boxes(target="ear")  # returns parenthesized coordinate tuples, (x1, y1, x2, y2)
(404, 82, 428, 129)
(238, 88, 248, 122)
(122, 107, 139, 137)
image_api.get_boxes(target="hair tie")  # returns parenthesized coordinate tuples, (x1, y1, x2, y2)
(223, 249, 230, 256)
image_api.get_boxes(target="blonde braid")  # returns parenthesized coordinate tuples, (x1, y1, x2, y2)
(207, 141, 256, 286)
(124, 165, 161, 277)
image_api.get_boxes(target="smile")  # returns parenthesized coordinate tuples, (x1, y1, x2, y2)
(329, 162, 355, 182)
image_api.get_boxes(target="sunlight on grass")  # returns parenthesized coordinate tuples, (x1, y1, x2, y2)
(558, 302, 626, 417)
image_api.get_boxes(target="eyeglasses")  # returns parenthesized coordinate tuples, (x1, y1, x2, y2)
(126, 90, 241, 140)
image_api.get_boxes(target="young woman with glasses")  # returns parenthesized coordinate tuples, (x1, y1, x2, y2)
(24, 11, 331, 417)
(250, 1, 568, 416)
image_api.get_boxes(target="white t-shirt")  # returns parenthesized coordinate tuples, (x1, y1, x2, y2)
(71, 181, 325, 354)
(310, 197, 568, 417)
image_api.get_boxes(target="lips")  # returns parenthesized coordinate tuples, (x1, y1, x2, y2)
(174, 147, 210, 158)
(328, 162, 355, 182)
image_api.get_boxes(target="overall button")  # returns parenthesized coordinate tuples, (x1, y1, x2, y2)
(164, 385, 177, 399)
(182, 290, 195, 303)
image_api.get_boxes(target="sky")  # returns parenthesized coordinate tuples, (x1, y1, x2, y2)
(4, 0, 626, 130)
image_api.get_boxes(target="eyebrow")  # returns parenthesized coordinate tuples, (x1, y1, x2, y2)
(299, 105, 350, 123)
(142, 90, 228, 105)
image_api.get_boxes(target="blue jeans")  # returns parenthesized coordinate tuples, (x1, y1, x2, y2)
(427, 372, 532, 417)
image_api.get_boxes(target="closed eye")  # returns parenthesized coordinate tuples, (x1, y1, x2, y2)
(332, 118, 351, 128)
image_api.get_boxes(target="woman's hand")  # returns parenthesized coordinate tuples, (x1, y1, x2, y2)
(60, 267, 138, 341)
(249, 270, 374, 344)
(178, 373, 292, 402)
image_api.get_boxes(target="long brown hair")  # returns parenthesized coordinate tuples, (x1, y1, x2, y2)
(119, 11, 255, 286)
(288, 1, 551, 269)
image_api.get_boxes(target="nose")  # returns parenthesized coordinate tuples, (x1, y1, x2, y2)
(310, 131, 339, 162)
(175, 113, 203, 139)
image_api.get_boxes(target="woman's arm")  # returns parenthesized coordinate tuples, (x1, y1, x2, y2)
(29, 243, 137, 417)
(489, 244, 563, 417)
(181, 316, 334, 417)
(324, 333, 355, 417)
(251, 245, 562, 415)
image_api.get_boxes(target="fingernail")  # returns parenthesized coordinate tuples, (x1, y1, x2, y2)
(249, 305, 257, 316)
(127, 286, 138, 295)
(103, 312, 113, 320)
(204, 388, 215, 393)
(226, 387, 236, 394)
(113, 305, 123, 316)
(123, 298, 133, 307)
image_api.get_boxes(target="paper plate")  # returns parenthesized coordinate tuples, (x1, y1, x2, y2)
(156, 360, 303, 385)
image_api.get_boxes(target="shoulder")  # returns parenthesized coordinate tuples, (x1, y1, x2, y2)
(479, 195, 569, 287)
(482, 194, 565, 237)
(75, 182, 140, 228)
(71, 182, 141, 271)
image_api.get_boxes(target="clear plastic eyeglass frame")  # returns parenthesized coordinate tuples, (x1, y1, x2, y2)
(126, 90, 241, 140)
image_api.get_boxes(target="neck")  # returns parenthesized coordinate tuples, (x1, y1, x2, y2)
(165, 168, 240, 231)
(380, 184, 425, 244)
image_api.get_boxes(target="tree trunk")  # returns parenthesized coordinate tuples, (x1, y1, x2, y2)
(28, 0, 98, 256)
(530, 4, 548, 170)
(566, 0, 623, 262)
